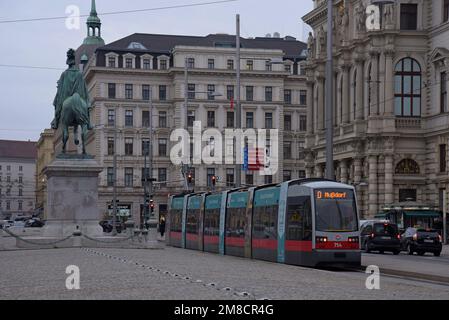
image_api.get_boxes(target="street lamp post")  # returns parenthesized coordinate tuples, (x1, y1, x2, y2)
(143, 90, 153, 230)
(325, 0, 334, 180)
(112, 109, 118, 236)
(236, 14, 241, 188)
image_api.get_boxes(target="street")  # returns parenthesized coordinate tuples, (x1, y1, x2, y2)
(1, 243, 449, 300)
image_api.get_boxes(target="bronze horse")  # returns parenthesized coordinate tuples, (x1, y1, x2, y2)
(51, 49, 93, 154)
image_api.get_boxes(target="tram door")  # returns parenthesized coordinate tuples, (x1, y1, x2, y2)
(204, 194, 221, 253)
(185, 196, 202, 250)
(225, 191, 248, 257)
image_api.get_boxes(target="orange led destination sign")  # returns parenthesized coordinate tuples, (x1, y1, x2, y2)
(316, 190, 348, 200)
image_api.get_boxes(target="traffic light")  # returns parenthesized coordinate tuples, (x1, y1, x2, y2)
(211, 175, 216, 187)
(187, 172, 193, 184)
(149, 199, 155, 213)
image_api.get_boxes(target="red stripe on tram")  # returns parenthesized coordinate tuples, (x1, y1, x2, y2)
(285, 240, 313, 252)
(186, 233, 199, 242)
(225, 237, 245, 247)
(252, 239, 278, 250)
(204, 235, 219, 245)
(315, 241, 360, 250)
(170, 232, 182, 240)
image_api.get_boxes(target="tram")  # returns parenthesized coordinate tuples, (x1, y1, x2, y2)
(167, 179, 361, 267)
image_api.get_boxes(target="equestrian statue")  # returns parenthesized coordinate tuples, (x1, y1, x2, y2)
(51, 49, 93, 154)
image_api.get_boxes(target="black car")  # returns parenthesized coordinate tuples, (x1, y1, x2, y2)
(24, 219, 45, 228)
(361, 222, 401, 255)
(99, 220, 123, 233)
(401, 227, 442, 256)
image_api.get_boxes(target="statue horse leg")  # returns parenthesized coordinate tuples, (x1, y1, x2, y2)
(62, 125, 69, 154)
(81, 124, 88, 154)
(73, 125, 80, 145)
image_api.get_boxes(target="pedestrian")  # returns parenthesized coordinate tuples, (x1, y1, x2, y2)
(159, 216, 166, 238)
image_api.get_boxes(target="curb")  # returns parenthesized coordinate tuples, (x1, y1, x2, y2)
(362, 265, 449, 284)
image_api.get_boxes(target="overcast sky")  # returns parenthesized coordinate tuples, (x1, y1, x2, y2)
(0, 0, 313, 142)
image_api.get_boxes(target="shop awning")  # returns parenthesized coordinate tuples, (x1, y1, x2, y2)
(403, 210, 442, 218)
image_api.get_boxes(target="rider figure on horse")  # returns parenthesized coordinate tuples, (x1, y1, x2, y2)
(51, 48, 93, 131)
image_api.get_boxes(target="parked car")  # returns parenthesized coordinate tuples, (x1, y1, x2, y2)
(401, 227, 443, 256)
(24, 219, 45, 228)
(361, 221, 401, 255)
(99, 220, 123, 233)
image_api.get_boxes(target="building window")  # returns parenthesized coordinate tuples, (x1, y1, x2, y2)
(159, 85, 167, 101)
(6, 176, 10, 183)
(246, 112, 254, 128)
(125, 138, 133, 156)
(6, 201, 10, 211)
(284, 141, 292, 160)
(142, 85, 150, 101)
(394, 58, 421, 117)
(108, 83, 116, 99)
(125, 58, 133, 69)
(285, 64, 292, 73)
(284, 89, 292, 104)
(445, 0, 449, 22)
(142, 111, 150, 127)
(227, 112, 235, 128)
(299, 115, 307, 132)
(159, 111, 167, 128)
(226, 168, 235, 187)
(246, 86, 254, 101)
(245, 174, 254, 186)
(207, 111, 215, 127)
(125, 168, 133, 188)
(298, 170, 306, 178)
(18, 176, 22, 183)
(265, 61, 272, 71)
(125, 84, 133, 99)
(158, 168, 167, 187)
(125, 110, 133, 127)
(284, 114, 292, 131)
(283, 170, 292, 182)
(299, 90, 307, 105)
(108, 109, 115, 126)
(18, 189, 23, 197)
(265, 87, 273, 102)
(441, 72, 447, 113)
(108, 57, 116, 68)
(227, 59, 234, 70)
(400, 3, 418, 30)
(6, 188, 11, 196)
(7, 165, 10, 171)
(207, 168, 216, 187)
(264, 175, 273, 184)
(265, 112, 273, 129)
(187, 111, 195, 127)
(160, 59, 167, 70)
(207, 84, 215, 100)
(187, 58, 195, 69)
(208, 59, 215, 69)
(440, 144, 447, 173)
(158, 139, 167, 157)
(107, 137, 114, 155)
(19, 166, 22, 172)
(188, 84, 196, 100)
(246, 60, 253, 71)
(143, 59, 151, 70)
(399, 189, 417, 202)
(227, 85, 234, 101)
(395, 159, 420, 174)
(142, 139, 150, 156)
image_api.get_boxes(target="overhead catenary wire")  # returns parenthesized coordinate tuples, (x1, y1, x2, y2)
(0, 0, 239, 24)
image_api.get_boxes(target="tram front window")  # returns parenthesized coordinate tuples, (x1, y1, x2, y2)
(314, 189, 358, 232)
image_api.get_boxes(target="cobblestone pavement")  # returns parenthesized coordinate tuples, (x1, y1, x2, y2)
(1, 245, 449, 300)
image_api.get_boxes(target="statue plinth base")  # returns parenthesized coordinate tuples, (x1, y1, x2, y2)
(41, 156, 103, 238)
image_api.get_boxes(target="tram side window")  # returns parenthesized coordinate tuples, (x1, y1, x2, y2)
(286, 196, 312, 241)
(226, 207, 246, 237)
(204, 209, 220, 236)
(186, 209, 199, 234)
(253, 205, 278, 240)
(170, 210, 182, 232)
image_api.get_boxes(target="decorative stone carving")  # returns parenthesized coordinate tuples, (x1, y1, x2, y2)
(307, 32, 315, 59)
(338, 7, 349, 44)
(356, 4, 366, 33)
(384, 4, 395, 28)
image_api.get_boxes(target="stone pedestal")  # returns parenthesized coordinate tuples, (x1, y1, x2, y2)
(42, 155, 104, 238)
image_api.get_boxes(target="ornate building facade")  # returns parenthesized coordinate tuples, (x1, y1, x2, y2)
(303, 0, 449, 217)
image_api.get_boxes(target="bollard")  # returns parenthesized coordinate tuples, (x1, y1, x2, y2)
(73, 226, 82, 247)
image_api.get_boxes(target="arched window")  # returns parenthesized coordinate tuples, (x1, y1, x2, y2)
(395, 159, 420, 174)
(394, 58, 422, 117)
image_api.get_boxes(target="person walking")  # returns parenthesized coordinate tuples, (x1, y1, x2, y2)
(159, 216, 166, 239)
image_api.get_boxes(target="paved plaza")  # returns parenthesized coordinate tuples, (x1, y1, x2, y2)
(1, 244, 449, 300)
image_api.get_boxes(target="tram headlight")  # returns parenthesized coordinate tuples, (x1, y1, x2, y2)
(316, 236, 328, 243)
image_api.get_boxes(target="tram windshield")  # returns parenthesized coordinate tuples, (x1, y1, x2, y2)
(314, 188, 358, 232)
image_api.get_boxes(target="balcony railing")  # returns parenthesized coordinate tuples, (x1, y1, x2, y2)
(395, 118, 422, 129)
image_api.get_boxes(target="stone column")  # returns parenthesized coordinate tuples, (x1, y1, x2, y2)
(384, 50, 395, 116)
(384, 154, 394, 205)
(307, 80, 314, 134)
(340, 160, 348, 184)
(317, 77, 325, 130)
(368, 155, 378, 217)
(315, 164, 323, 178)
(369, 51, 379, 115)
(356, 59, 364, 120)
(354, 158, 362, 185)
(342, 65, 350, 123)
